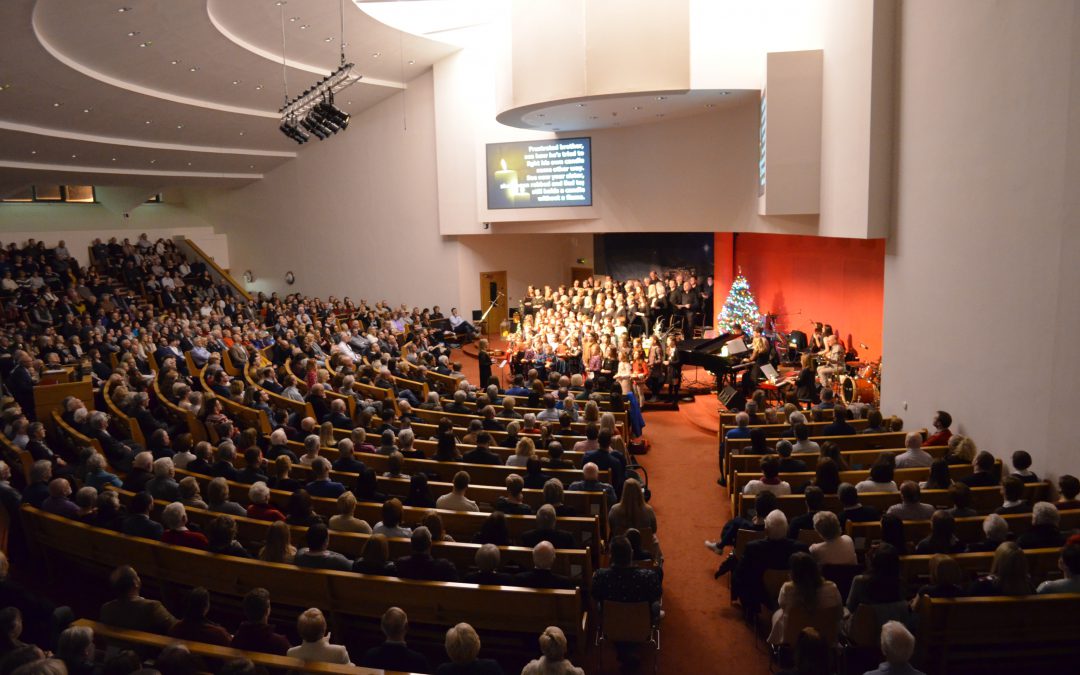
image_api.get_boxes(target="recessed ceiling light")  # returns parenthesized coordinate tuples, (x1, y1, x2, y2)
(187, 162, 192, 166)
(117, 6, 131, 12)
(30, 150, 36, 155)
(577, 103, 587, 107)
(111, 157, 117, 161)
(127, 31, 139, 37)
(249, 164, 255, 169)
(232, 80, 241, 85)
(324, 37, 334, 42)
(633, 106, 642, 110)
(656, 96, 667, 101)
(145, 120, 152, 124)
(70, 154, 77, 159)
(170, 60, 180, 65)
(239, 131, 245, 136)
(705, 103, 716, 108)
(176, 124, 183, 129)
(255, 85, 263, 90)
(274, 1, 285, 5)
(139, 42, 152, 48)
(299, 24, 309, 29)
(52, 102, 62, 107)
(372, 52, 380, 58)
(149, 159, 156, 164)
(82, 108, 91, 113)
(408, 60, 415, 65)
(346, 101, 352, 105)
(719, 91, 730, 96)
(289, 17, 299, 22)
(189, 66, 199, 72)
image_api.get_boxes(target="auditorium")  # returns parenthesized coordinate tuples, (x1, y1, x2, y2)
(0, 0, 1078, 673)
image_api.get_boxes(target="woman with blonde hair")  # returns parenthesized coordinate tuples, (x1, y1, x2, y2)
(319, 421, 337, 448)
(507, 437, 535, 468)
(521, 626, 585, 675)
(968, 541, 1034, 596)
(945, 435, 977, 465)
(599, 412, 617, 439)
(328, 492, 371, 533)
(258, 520, 296, 563)
(582, 400, 600, 424)
(608, 478, 657, 546)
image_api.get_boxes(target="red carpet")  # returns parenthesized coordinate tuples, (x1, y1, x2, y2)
(453, 345, 771, 673)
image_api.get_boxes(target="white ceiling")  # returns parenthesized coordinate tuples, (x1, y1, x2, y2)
(0, 0, 458, 196)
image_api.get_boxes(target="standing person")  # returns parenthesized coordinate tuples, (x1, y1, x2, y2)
(477, 339, 493, 389)
(663, 335, 681, 404)
(645, 336, 666, 403)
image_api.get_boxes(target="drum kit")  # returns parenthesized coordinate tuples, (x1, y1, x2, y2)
(838, 360, 881, 405)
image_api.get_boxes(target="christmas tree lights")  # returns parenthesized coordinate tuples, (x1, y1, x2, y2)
(717, 274, 761, 335)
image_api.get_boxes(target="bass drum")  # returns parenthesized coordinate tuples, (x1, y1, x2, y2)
(840, 375, 878, 405)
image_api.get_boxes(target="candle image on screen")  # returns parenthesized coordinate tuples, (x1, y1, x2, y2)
(486, 138, 592, 210)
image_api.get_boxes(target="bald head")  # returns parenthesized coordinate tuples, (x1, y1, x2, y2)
(532, 541, 556, 570)
(582, 462, 599, 481)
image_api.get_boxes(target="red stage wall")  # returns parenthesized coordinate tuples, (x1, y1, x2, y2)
(713, 233, 886, 359)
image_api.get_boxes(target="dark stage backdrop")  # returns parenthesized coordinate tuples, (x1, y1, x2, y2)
(593, 233, 715, 281)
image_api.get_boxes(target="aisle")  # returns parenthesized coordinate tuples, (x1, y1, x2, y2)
(633, 405, 771, 674)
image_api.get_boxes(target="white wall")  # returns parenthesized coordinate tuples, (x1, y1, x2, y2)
(184, 69, 462, 309)
(882, 0, 1080, 479)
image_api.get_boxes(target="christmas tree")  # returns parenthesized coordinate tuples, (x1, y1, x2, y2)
(717, 274, 761, 335)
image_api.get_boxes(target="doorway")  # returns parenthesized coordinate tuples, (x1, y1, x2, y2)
(478, 271, 508, 336)
(571, 267, 593, 285)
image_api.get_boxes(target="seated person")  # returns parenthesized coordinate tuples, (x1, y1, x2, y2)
(495, 474, 534, 515)
(436, 623, 501, 675)
(894, 432, 933, 469)
(725, 413, 752, 439)
(965, 513, 1010, 553)
(732, 510, 809, 615)
(304, 457, 347, 499)
(287, 608, 352, 665)
(945, 483, 977, 519)
(568, 462, 616, 506)
(435, 471, 479, 512)
(521, 504, 575, 549)
(591, 535, 662, 664)
(707, 490, 779, 576)
(1009, 450, 1039, 484)
(885, 481, 936, 521)
(169, 587, 232, 647)
(1036, 542, 1080, 595)
(959, 451, 999, 488)
(821, 408, 856, 436)
(100, 565, 178, 635)
(966, 541, 1034, 596)
(768, 552, 842, 645)
(791, 423, 820, 454)
(1016, 502, 1066, 550)
(914, 511, 965, 554)
(787, 486, 825, 541)
(837, 483, 882, 530)
(855, 457, 898, 494)
(161, 503, 209, 550)
(463, 544, 515, 586)
(911, 554, 964, 603)
(809, 511, 857, 566)
(845, 544, 908, 619)
(394, 527, 459, 582)
(1058, 474, 1080, 511)
(863, 621, 926, 675)
(775, 440, 807, 473)
(515, 542, 574, 589)
(923, 410, 953, 447)
(994, 476, 1032, 515)
(360, 607, 430, 673)
(743, 454, 792, 496)
(231, 588, 292, 655)
(294, 524, 353, 571)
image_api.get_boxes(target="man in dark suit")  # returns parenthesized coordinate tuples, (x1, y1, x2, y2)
(776, 440, 808, 473)
(331, 439, 366, 474)
(461, 434, 501, 465)
(822, 407, 857, 436)
(129, 393, 168, 440)
(231, 588, 292, 656)
(732, 509, 809, 615)
(837, 483, 881, 530)
(120, 452, 154, 493)
(306, 384, 332, 423)
(787, 486, 824, 540)
(360, 607, 430, 674)
(20, 460, 52, 509)
(304, 457, 346, 499)
(326, 399, 354, 430)
(521, 504, 576, 549)
(7, 352, 37, 421)
(960, 451, 1000, 488)
(581, 430, 626, 497)
(235, 448, 269, 485)
(393, 527, 459, 582)
(209, 442, 239, 481)
(121, 492, 164, 541)
(463, 544, 515, 586)
(514, 542, 574, 589)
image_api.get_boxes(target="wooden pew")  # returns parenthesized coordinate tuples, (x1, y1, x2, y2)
(736, 483, 1050, 518)
(437, 399, 630, 436)
(720, 408, 836, 425)
(730, 462, 978, 495)
(899, 547, 1064, 587)
(277, 459, 609, 531)
(198, 367, 271, 435)
(22, 507, 585, 645)
(847, 508, 1080, 545)
(243, 362, 315, 420)
(74, 620, 391, 675)
(173, 470, 603, 554)
(51, 409, 105, 458)
(724, 445, 951, 487)
(0, 432, 32, 484)
(915, 593, 1080, 673)
(103, 384, 146, 448)
(154, 498, 594, 589)
(725, 431, 909, 455)
(720, 418, 871, 439)
(151, 377, 207, 443)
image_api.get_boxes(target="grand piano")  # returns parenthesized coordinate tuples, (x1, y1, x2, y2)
(678, 334, 752, 386)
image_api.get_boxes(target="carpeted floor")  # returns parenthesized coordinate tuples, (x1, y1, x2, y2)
(454, 346, 771, 673)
